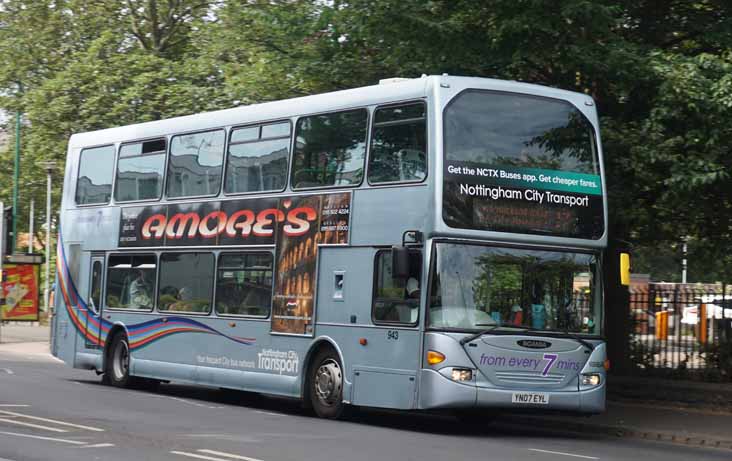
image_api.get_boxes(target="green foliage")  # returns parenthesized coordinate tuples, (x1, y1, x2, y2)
(704, 342, 732, 381)
(0, 0, 730, 279)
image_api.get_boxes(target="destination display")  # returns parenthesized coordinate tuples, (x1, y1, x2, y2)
(443, 161, 604, 239)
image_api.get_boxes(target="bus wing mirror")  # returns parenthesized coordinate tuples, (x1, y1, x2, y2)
(392, 246, 410, 280)
(620, 252, 631, 286)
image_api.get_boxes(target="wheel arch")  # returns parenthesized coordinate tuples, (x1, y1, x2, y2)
(102, 322, 130, 372)
(300, 336, 348, 403)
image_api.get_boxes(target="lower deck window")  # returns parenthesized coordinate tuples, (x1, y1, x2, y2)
(372, 250, 422, 324)
(158, 252, 214, 313)
(215, 253, 273, 317)
(105, 255, 157, 310)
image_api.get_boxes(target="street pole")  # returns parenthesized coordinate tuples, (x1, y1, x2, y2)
(682, 238, 688, 284)
(41, 162, 56, 313)
(13, 109, 20, 253)
(0, 201, 4, 342)
(28, 199, 34, 254)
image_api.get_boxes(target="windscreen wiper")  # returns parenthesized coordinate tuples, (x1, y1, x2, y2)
(459, 324, 529, 345)
(561, 329, 595, 352)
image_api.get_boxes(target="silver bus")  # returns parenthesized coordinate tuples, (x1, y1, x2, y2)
(51, 75, 610, 420)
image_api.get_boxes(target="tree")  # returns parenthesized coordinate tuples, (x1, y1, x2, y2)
(0, 1, 730, 361)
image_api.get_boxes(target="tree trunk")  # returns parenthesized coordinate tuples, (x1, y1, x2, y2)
(604, 236, 632, 375)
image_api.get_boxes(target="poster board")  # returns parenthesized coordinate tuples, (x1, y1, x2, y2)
(1, 263, 40, 321)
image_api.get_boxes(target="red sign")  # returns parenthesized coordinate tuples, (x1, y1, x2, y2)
(1, 264, 40, 321)
(119, 196, 325, 247)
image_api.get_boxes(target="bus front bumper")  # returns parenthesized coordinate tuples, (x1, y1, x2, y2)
(417, 369, 606, 414)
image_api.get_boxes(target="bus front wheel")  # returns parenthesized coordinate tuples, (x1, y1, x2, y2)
(308, 349, 346, 419)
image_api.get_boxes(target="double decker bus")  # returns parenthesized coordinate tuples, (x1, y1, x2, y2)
(51, 75, 610, 419)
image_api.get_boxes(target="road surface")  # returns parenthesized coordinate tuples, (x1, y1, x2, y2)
(0, 345, 729, 461)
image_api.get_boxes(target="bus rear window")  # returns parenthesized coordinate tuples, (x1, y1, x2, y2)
(76, 145, 115, 205)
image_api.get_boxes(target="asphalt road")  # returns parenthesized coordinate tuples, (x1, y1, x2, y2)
(0, 347, 730, 461)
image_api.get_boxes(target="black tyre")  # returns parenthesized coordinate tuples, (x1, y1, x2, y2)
(105, 333, 133, 388)
(308, 349, 347, 419)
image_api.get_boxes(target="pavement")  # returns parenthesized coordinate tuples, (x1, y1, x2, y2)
(0, 322, 51, 344)
(3, 323, 732, 452)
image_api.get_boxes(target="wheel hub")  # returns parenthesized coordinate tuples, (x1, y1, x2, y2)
(314, 359, 342, 406)
(112, 340, 129, 380)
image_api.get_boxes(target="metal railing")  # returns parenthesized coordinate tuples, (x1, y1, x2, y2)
(629, 283, 732, 379)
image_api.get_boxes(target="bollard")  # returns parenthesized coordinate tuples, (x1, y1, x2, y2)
(698, 304, 707, 345)
(655, 310, 669, 340)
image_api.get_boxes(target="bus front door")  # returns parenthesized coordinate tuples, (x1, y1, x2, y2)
(316, 247, 421, 410)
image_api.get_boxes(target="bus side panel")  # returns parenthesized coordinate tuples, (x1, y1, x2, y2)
(316, 247, 420, 409)
(72, 251, 105, 370)
(126, 311, 305, 398)
(54, 207, 121, 370)
(51, 275, 77, 366)
(52, 242, 82, 367)
(349, 186, 430, 247)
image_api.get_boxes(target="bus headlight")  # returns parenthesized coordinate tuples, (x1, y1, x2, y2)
(581, 373, 601, 386)
(451, 368, 473, 382)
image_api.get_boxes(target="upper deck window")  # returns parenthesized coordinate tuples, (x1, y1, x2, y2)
(115, 139, 166, 202)
(167, 130, 225, 198)
(75, 145, 115, 205)
(291, 109, 368, 189)
(445, 91, 598, 174)
(369, 102, 427, 184)
(442, 90, 604, 239)
(225, 122, 290, 194)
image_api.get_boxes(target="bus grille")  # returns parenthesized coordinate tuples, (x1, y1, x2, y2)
(494, 371, 564, 386)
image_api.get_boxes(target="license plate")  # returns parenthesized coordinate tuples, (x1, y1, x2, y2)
(511, 392, 549, 405)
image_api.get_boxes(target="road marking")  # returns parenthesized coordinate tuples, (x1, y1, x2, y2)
(528, 448, 599, 460)
(0, 430, 87, 445)
(0, 405, 29, 407)
(253, 411, 284, 417)
(198, 449, 264, 461)
(79, 443, 115, 448)
(0, 417, 69, 432)
(171, 451, 231, 461)
(0, 410, 105, 432)
(0, 368, 14, 375)
(165, 396, 223, 409)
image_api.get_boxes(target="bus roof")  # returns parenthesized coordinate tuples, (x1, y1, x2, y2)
(67, 75, 593, 150)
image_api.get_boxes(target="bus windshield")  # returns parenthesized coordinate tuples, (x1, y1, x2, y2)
(428, 243, 601, 335)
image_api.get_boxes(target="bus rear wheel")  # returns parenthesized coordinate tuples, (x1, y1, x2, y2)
(308, 349, 346, 419)
(106, 333, 133, 388)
